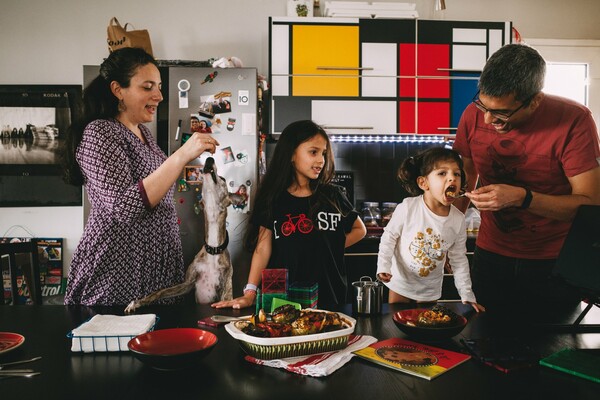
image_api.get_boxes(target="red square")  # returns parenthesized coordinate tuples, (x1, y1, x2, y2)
(417, 44, 449, 76)
(261, 269, 288, 293)
(417, 102, 450, 134)
(399, 101, 416, 133)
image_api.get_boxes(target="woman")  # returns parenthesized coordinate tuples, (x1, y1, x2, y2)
(63, 48, 219, 306)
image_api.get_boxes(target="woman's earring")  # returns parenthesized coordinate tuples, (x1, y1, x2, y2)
(118, 99, 127, 113)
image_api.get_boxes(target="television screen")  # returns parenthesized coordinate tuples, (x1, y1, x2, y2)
(0, 85, 83, 207)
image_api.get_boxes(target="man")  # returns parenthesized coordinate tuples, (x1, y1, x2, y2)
(453, 44, 600, 308)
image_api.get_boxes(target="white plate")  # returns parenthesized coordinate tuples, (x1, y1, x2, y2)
(225, 309, 355, 346)
(0, 332, 25, 355)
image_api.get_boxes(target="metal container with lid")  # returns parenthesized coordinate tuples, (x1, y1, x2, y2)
(380, 202, 398, 227)
(352, 276, 383, 315)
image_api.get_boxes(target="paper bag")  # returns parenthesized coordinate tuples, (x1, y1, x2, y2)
(107, 17, 153, 56)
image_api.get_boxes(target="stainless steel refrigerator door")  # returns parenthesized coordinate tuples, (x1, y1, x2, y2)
(167, 67, 258, 292)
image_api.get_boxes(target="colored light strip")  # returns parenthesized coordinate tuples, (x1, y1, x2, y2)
(329, 135, 454, 144)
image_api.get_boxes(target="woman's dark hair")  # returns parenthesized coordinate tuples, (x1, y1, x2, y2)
(245, 120, 338, 250)
(62, 48, 157, 185)
(398, 147, 467, 195)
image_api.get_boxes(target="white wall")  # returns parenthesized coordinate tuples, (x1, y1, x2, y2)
(1, 0, 600, 274)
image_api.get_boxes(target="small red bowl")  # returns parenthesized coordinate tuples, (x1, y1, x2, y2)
(392, 308, 467, 341)
(128, 328, 217, 370)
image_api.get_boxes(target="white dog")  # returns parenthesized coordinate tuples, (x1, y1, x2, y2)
(125, 157, 244, 313)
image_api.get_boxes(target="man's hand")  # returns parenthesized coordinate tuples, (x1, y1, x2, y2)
(466, 184, 526, 211)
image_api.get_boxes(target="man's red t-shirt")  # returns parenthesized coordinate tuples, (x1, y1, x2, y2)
(454, 94, 600, 259)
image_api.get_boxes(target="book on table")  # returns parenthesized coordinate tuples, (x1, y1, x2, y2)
(539, 348, 600, 383)
(353, 337, 471, 380)
(460, 337, 539, 374)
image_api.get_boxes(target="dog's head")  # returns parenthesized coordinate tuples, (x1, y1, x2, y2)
(201, 157, 246, 214)
(201, 157, 231, 211)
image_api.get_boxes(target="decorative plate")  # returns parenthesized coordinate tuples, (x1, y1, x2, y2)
(0, 332, 25, 354)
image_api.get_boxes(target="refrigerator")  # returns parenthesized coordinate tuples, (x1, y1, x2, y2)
(160, 67, 258, 294)
(83, 65, 259, 295)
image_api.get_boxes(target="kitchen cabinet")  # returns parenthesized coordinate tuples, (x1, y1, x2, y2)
(361, 42, 397, 97)
(292, 24, 360, 97)
(269, 17, 511, 135)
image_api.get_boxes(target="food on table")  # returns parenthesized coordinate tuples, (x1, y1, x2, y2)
(271, 304, 300, 324)
(416, 305, 460, 327)
(234, 305, 345, 338)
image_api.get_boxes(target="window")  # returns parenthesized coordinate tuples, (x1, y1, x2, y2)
(544, 63, 588, 105)
(527, 38, 599, 127)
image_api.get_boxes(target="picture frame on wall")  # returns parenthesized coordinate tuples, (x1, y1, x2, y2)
(0, 85, 83, 207)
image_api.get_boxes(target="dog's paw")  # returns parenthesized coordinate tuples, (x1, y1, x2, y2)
(124, 300, 139, 314)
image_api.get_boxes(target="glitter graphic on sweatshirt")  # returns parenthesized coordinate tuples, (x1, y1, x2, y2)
(407, 228, 447, 277)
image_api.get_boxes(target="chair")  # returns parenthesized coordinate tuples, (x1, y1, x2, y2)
(0, 239, 43, 305)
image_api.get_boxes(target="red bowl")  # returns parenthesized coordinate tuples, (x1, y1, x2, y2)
(392, 308, 467, 341)
(128, 328, 217, 370)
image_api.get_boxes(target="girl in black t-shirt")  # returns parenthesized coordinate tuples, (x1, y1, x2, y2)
(212, 120, 366, 309)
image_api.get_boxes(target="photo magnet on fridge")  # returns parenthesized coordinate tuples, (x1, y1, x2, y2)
(222, 146, 235, 164)
(228, 179, 250, 213)
(190, 114, 213, 133)
(184, 165, 204, 185)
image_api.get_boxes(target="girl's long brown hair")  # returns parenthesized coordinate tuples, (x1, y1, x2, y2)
(245, 120, 343, 250)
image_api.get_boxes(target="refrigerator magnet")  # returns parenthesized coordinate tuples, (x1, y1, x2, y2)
(177, 178, 189, 192)
(222, 146, 235, 164)
(178, 79, 191, 92)
(238, 90, 249, 106)
(212, 93, 232, 114)
(181, 132, 193, 145)
(184, 165, 203, 185)
(201, 71, 219, 85)
(228, 179, 250, 214)
(191, 115, 212, 133)
(227, 117, 236, 131)
(178, 79, 190, 109)
(235, 150, 249, 164)
(213, 116, 223, 131)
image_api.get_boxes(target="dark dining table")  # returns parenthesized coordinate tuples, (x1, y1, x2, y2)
(1, 301, 598, 400)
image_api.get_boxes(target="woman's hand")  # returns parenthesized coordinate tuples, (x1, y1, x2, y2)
(211, 293, 255, 310)
(178, 133, 220, 163)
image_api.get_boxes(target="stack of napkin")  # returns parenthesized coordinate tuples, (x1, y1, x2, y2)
(245, 335, 377, 377)
(70, 314, 157, 352)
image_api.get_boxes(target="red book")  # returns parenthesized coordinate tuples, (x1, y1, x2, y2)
(354, 337, 471, 380)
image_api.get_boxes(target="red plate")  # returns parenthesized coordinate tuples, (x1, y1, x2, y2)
(128, 328, 218, 370)
(0, 332, 25, 354)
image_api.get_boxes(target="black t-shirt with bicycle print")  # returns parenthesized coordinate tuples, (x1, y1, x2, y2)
(258, 185, 358, 306)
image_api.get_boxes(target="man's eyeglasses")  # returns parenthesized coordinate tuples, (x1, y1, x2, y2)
(472, 91, 533, 122)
